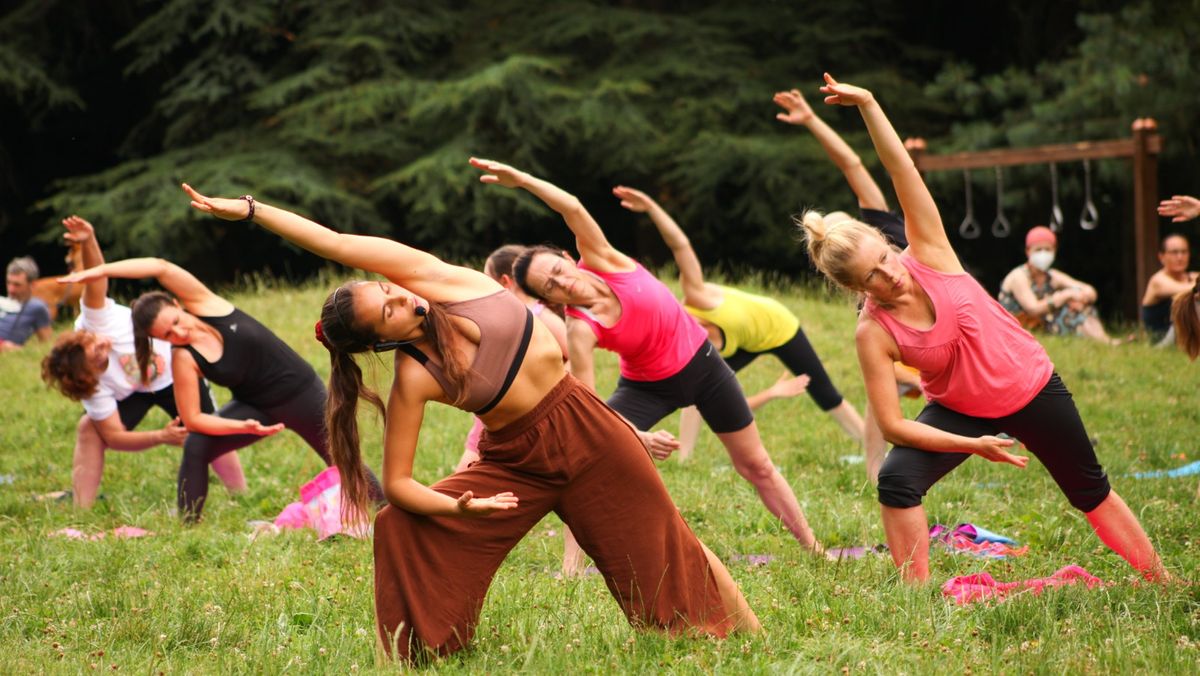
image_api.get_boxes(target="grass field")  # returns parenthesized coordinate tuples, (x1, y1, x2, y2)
(1, 274, 1197, 674)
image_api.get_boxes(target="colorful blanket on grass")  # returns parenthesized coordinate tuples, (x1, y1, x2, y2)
(828, 523, 1026, 561)
(942, 565, 1104, 604)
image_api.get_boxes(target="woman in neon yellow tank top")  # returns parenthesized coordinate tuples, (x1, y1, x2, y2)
(611, 186, 866, 458)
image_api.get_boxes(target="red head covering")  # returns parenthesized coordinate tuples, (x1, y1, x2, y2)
(1025, 226, 1056, 248)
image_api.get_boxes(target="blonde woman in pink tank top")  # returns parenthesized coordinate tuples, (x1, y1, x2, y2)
(797, 73, 1167, 584)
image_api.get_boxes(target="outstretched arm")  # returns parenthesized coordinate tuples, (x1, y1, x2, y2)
(470, 158, 633, 273)
(774, 88, 888, 211)
(61, 216, 106, 309)
(182, 184, 497, 302)
(1158, 195, 1200, 222)
(612, 186, 717, 309)
(59, 257, 229, 317)
(820, 74, 960, 273)
(171, 350, 284, 437)
(92, 413, 188, 451)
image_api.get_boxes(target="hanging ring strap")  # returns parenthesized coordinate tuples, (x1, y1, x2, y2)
(991, 166, 1011, 238)
(959, 169, 982, 240)
(1080, 159, 1099, 230)
(1048, 162, 1064, 233)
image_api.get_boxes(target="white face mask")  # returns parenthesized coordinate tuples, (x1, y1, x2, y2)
(1029, 250, 1055, 272)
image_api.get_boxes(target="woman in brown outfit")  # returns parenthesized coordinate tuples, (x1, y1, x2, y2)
(180, 179, 757, 662)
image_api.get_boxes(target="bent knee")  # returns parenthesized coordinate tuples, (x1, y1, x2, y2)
(76, 414, 98, 436)
(732, 453, 777, 483)
(1069, 482, 1111, 513)
(877, 471, 925, 508)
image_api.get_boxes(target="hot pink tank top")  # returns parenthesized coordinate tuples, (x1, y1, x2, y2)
(565, 262, 708, 381)
(862, 254, 1053, 417)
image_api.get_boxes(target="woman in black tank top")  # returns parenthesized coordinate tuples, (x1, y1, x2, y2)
(179, 181, 758, 662)
(62, 256, 382, 521)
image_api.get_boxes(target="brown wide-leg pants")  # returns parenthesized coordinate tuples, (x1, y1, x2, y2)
(374, 375, 733, 661)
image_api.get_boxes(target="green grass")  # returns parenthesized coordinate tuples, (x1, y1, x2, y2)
(1, 275, 1198, 673)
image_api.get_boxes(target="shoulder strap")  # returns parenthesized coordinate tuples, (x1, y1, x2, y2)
(398, 343, 428, 364)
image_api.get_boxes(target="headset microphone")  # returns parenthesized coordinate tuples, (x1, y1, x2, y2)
(415, 305, 428, 317)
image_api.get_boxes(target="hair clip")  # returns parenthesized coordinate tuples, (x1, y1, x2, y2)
(314, 320, 332, 350)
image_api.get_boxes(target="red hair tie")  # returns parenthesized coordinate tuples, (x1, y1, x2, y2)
(314, 320, 332, 350)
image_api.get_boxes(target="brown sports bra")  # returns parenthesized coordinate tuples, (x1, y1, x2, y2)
(398, 290, 533, 414)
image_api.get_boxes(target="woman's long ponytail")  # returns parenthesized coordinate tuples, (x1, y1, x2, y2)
(1171, 284, 1200, 361)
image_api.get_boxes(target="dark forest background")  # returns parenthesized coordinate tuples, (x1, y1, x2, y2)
(2, 0, 1198, 318)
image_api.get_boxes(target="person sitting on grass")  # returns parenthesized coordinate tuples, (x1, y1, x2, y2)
(998, 226, 1124, 345)
(41, 216, 244, 507)
(0, 256, 53, 352)
(800, 72, 1167, 584)
(1141, 233, 1196, 345)
(178, 181, 758, 663)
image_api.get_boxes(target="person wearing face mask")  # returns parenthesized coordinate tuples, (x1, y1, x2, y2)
(40, 216, 245, 508)
(997, 226, 1120, 344)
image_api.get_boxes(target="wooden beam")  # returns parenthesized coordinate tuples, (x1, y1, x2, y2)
(909, 136, 1162, 172)
(904, 124, 1164, 321)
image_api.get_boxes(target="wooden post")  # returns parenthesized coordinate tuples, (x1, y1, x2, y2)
(1131, 118, 1161, 319)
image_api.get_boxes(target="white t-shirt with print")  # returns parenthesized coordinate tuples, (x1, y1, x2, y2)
(76, 299, 174, 421)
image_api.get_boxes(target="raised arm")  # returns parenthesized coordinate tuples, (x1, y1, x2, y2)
(59, 257, 229, 317)
(61, 216, 106, 309)
(774, 88, 888, 211)
(470, 158, 633, 273)
(612, 186, 717, 309)
(820, 74, 960, 273)
(181, 184, 496, 303)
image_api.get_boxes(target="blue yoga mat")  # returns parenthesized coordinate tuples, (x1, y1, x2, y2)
(1129, 460, 1200, 479)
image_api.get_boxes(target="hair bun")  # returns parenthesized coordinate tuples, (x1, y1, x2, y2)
(801, 210, 826, 241)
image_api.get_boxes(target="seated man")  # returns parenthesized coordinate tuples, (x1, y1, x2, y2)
(0, 257, 53, 351)
(998, 226, 1121, 345)
(1141, 233, 1196, 345)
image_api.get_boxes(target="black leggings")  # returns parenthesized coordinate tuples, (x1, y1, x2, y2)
(877, 373, 1111, 512)
(116, 379, 216, 430)
(606, 341, 754, 434)
(724, 327, 844, 411)
(178, 377, 383, 520)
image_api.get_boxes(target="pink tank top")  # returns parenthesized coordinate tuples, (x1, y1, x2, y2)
(565, 262, 708, 381)
(862, 253, 1053, 417)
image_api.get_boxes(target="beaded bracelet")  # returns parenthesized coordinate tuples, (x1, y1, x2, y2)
(239, 195, 256, 222)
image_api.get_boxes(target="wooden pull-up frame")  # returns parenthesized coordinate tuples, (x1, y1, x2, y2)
(905, 119, 1162, 318)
